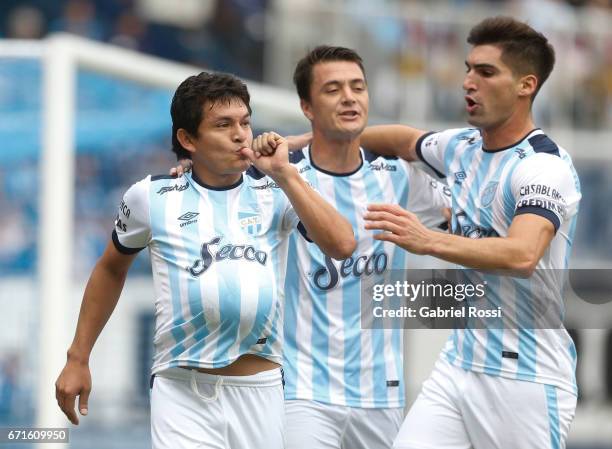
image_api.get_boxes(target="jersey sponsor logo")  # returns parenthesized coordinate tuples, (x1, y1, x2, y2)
(157, 183, 188, 195)
(250, 180, 280, 190)
(299, 165, 312, 174)
(311, 251, 388, 291)
(459, 135, 478, 144)
(114, 214, 127, 232)
(178, 211, 199, 227)
(369, 162, 397, 172)
(238, 212, 262, 235)
(516, 199, 566, 219)
(480, 181, 498, 207)
(454, 171, 466, 183)
(519, 184, 565, 202)
(454, 211, 498, 239)
(119, 200, 130, 218)
(187, 236, 268, 277)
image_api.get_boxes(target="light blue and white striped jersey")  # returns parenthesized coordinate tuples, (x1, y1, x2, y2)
(283, 147, 451, 408)
(112, 169, 299, 374)
(417, 127, 581, 394)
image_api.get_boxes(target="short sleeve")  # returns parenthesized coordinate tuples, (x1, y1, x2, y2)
(402, 162, 452, 229)
(112, 176, 151, 254)
(511, 154, 581, 233)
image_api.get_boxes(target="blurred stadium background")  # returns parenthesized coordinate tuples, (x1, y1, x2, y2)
(0, 0, 611, 448)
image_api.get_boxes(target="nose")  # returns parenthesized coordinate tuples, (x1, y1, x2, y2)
(463, 72, 476, 93)
(232, 124, 247, 143)
(340, 85, 356, 104)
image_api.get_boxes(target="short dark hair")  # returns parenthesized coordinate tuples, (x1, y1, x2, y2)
(293, 45, 366, 102)
(170, 71, 251, 160)
(467, 16, 555, 100)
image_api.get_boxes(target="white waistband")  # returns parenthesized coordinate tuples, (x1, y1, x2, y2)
(155, 366, 282, 388)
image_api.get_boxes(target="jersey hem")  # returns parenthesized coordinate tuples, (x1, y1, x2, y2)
(283, 392, 405, 409)
(445, 353, 578, 396)
(151, 352, 283, 375)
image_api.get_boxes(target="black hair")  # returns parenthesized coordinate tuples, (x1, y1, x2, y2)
(293, 45, 366, 102)
(170, 71, 251, 160)
(467, 16, 555, 100)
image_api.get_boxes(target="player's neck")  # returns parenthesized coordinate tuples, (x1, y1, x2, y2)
(309, 130, 362, 174)
(481, 112, 536, 151)
(191, 164, 242, 190)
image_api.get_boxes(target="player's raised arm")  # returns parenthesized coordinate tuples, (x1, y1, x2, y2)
(55, 242, 138, 425)
(360, 125, 427, 162)
(243, 132, 356, 260)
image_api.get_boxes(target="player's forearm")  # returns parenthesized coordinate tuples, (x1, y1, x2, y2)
(426, 232, 538, 276)
(360, 125, 425, 161)
(68, 260, 127, 363)
(275, 169, 356, 260)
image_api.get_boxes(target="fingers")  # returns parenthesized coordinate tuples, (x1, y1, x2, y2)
(56, 386, 79, 425)
(367, 203, 411, 217)
(78, 388, 90, 417)
(253, 132, 284, 157)
(363, 219, 403, 235)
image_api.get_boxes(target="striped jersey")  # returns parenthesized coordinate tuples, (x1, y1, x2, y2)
(283, 146, 451, 408)
(112, 169, 299, 374)
(416, 127, 581, 394)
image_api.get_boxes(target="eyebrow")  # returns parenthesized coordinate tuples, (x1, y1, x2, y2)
(213, 113, 251, 122)
(321, 78, 366, 88)
(465, 61, 499, 71)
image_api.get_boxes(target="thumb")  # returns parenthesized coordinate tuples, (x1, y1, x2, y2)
(78, 389, 90, 416)
(239, 147, 257, 163)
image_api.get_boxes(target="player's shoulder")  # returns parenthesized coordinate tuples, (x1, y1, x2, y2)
(147, 173, 190, 196)
(420, 127, 479, 152)
(362, 148, 402, 173)
(519, 133, 574, 170)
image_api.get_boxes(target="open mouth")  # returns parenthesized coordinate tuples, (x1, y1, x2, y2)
(465, 96, 479, 113)
(338, 110, 359, 119)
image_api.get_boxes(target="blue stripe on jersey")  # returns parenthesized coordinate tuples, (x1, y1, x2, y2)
(283, 234, 300, 399)
(545, 385, 561, 449)
(210, 191, 241, 367)
(482, 274, 503, 376)
(183, 187, 209, 359)
(516, 277, 537, 382)
(333, 176, 363, 407)
(362, 164, 390, 407)
(149, 180, 186, 360)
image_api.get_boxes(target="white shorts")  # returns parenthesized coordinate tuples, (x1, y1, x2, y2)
(285, 399, 404, 449)
(150, 367, 284, 449)
(394, 357, 577, 449)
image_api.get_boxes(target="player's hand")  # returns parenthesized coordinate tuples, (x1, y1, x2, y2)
(169, 158, 193, 176)
(363, 204, 435, 255)
(241, 132, 294, 181)
(286, 132, 312, 151)
(55, 359, 92, 425)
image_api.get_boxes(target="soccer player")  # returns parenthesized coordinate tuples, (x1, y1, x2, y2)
(361, 17, 581, 449)
(54, 71, 356, 449)
(282, 47, 451, 449)
(172, 47, 451, 448)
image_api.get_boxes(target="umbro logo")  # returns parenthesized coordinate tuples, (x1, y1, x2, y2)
(454, 171, 466, 182)
(178, 212, 199, 227)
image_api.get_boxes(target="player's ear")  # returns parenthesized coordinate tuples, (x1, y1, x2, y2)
(300, 99, 314, 122)
(518, 74, 537, 99)
(176, 129, 198, 155)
